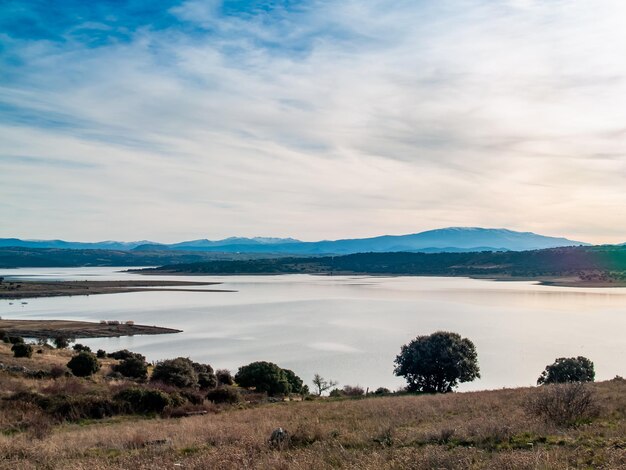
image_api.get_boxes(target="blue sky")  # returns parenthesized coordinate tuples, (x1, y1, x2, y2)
(1, 0, 626, 243)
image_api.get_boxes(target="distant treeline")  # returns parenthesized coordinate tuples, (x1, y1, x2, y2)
(143, 246, 626, 279)
(0, 247, 294, 268)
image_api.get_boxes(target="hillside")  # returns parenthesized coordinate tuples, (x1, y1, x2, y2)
(140, 245, 626, 285)
(1, 228, 588, 256)
(0, 343, 624, 469)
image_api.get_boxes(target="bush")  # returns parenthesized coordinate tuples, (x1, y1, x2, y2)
(525, 382, 599, 427)
(192, 362, 217, 389)
(72, 344, 91, 353)
(216, 369, 234, 386)
(107, 349, 145, 361)
(96, 349, 107, 358)
(113, 356, 148, 380)
(329, 388, 343, 398)
(537, 356, 595, 385)
(12, 343, 33, 358)
(342, 385, 365, 397)
(374, 387, 391, 395)
(53, 336, 71, 349)
(394, 331, 480, 393)
(206, 386, 241, 404)
(114, 388, 172, 414)
(151, 357, 198, 388)
(0, 331, 9, 343)
(67, 352, 100, 377)
(235, 361, 295, 396)
(49, 365, 68, 379)
(9, 336, 24, 344)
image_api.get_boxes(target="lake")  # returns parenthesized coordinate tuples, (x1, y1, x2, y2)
(1, 267, 625, 392)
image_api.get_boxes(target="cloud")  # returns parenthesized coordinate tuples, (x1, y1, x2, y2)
(1, 0, 625, 243)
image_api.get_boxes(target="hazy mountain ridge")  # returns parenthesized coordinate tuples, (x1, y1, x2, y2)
(0, 228, 588, 255)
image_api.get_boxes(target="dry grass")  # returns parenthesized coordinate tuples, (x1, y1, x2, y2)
(1, 343, 625, 469)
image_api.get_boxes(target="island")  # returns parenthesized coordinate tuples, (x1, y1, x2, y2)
(0, 279, 233, 299)
(0, 319, 181, 339)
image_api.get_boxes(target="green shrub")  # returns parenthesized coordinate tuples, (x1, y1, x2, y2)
(108, 349, 145, 361)
(216, 369, 234, 386)
(114, 388, 172, 414)
(12, 343, 33, 358)
(537, 356, 595, 385)
(53, 336, 71, 349)
(193, 362, 217, 389)
(206, 386, 241, 404)
(72, 344, 91, 353)
(235, 361, 292, 396)
(96, 349, 107, 358)
(342, 385, 365, 397)
(113, 356, 148, 380)
(8, 336, 25, 344)
(151, 357, 198, 388)
(67, 352, 100, 377)
(374, 387, 391, 395)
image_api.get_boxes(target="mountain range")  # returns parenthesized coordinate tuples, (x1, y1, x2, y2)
(0, 228, 589, 255)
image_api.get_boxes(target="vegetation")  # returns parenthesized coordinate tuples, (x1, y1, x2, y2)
(235, 361, 299, 396)
(537, 356, 595, 385)
(11, 342, 33, 358)
(112, 355, 148, 380)
(151, 357, 198, 388)
(66, 351, 100, 377)
(312, 373, 338, 396)
(394, 331, 480, 393)
(0, 341, 624, 468)
(144, 245, 626, 283)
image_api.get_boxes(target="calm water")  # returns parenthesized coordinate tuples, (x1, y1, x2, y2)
(1, 267, 625, 392)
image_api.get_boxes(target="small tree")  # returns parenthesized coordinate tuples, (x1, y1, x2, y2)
(151, 357, 198, 388)
(96, 349, 107, 359)
(12, 343, 33, 358)
(113, 356, 148, 380)
(394, 331, 480, 393)
(53, 336, 71, 349)
(235, 361, 291, 396)
(192, 362, 217, 389)
(282, 368, 305, 394)
(312, 373, 338, 396)
(72, 343, 92, 353)
(67, 352, 100, 377)
(216, 369, 234, 386)
(537, 356, 595, 385)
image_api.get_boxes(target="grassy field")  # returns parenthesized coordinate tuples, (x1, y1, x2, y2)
(0, 343, 624, 469)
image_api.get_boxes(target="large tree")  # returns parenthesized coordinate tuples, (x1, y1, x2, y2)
(537, 356, 595, 385)
(394, 331, 480, 393)
(235, 361, 293, 396)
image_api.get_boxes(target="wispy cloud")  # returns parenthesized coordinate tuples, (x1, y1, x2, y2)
(1, 0, 625, 242)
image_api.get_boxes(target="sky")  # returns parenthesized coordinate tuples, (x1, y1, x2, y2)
(1, 0, 625, 244)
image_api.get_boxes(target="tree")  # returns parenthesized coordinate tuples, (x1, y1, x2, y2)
(192, 362, 217, 389)
(216, 369, 234, 386)
(151, 357, 198, 388)
(67, 352, 100, 377)
(113, 356, 148, 380)
(12, 343, 33, 358)
(282, 368, 305, 394)
(235, 361, 291, 396)
(394, 331, 480, 393)
(537, 356, 595, 385)
(53, 336, 72, 349)
(312, 373, 338, 396)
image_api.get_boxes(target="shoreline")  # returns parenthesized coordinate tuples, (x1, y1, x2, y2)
(0, 319, 181, 339)
(132, 269, 626, 288)
(0, 279, 235, 299)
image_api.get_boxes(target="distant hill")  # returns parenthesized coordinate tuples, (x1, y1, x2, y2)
(142, 245, 626, 283)
(0, 228, 589, 255)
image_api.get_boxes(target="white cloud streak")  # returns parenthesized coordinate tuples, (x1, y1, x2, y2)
(1, 0, 625, 242)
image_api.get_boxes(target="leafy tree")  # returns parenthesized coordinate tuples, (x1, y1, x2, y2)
(537, 356, 595, 385)
(72, 343, 91, 353)
(235, 361, 291, 396)
(12, 343, 33, 358)
(151, 357, 198, 388)
(96, 349, 107, 359)
(113, 356, 148, 380)
(282, 368, 305, 394)
(67, 352, 100, 377)
(108, 349, 145, 361)
(53, 336, 71, 349)
(192, 362, 217, 389)
(394, 331, 480, 393)
(312, 373, 338, 396)
(216, 369, 234, 386)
